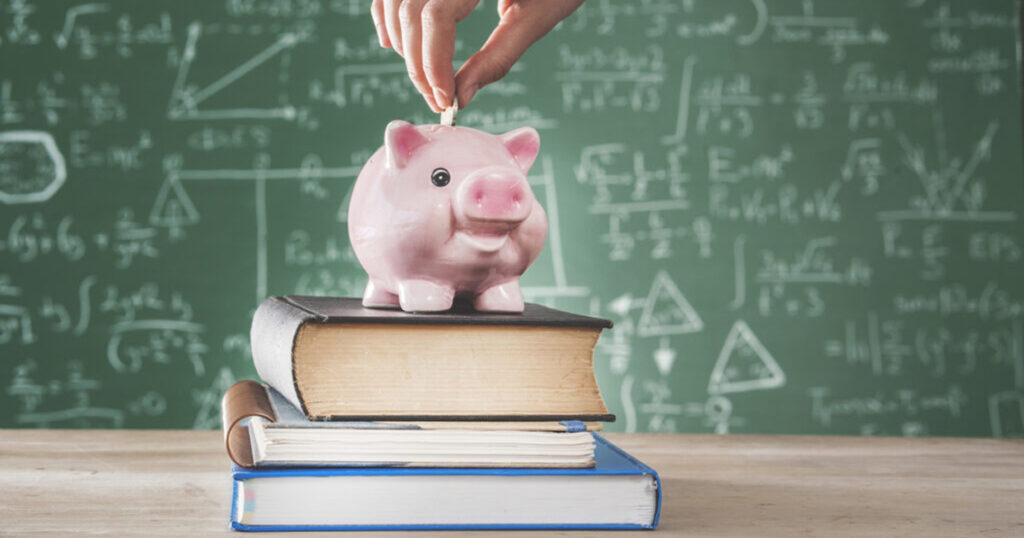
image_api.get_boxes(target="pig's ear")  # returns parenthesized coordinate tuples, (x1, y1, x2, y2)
(385, 120, 429, 169)
(500, 127, 540, 173)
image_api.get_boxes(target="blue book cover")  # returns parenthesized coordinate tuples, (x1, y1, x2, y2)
(230, 433, 661, 531)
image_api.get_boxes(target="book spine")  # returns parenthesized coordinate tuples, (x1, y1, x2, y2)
(592, 434, 661, 529)
(251, 296, 315, 415)
(221, 380, 277, 468)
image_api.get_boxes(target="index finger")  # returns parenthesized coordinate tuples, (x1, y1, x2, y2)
(421, 2, 456, 109)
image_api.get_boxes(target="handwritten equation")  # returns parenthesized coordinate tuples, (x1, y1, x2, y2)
(0, 0, 1021, 437)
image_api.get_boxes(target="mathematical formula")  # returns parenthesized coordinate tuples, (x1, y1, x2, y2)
(0, 0, 1021, 437)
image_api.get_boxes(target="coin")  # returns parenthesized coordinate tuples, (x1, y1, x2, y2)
(440, 95, 458, 126)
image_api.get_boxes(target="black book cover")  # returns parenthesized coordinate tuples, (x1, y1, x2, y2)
(281, 296, 613, 329)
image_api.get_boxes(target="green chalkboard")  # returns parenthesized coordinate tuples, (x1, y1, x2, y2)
(2, 0, 1023, 437)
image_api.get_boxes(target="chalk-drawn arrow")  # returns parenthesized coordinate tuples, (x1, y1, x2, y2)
(608, 293, 644, 317)
(653, 336, 677, 376)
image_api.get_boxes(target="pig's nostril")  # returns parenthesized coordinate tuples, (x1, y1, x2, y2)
(464, 179, 529, 219)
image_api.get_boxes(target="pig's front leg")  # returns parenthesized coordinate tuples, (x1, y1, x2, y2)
(474, 281, 524, 313)
(397, 280, 455, 312)
(362, 280, 400, 309)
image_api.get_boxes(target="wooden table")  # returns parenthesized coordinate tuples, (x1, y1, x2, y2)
(1, 431, 1021, 536)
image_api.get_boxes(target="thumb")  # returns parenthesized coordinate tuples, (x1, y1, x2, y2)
(455, 0, 582, 106)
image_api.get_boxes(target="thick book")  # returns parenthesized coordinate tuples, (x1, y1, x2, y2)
(229, 434, 661, 531)
(221, 380, 602, 468)
(250, 296, 615, 421)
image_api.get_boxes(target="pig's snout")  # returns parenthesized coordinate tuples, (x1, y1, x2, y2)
(457, 169, 533, 226)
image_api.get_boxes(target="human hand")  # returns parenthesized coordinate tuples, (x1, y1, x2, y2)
(371, 0, 584, 113)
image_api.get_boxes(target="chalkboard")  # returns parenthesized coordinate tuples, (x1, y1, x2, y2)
(2, 0, 1022, 437)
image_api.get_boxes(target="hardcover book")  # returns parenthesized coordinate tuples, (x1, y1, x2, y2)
(221, 381, 602, 468)
(250, 296, 615, 421)
(229, 434, 661, 531)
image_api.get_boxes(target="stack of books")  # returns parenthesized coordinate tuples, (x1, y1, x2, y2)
(222, 296, 661, 531)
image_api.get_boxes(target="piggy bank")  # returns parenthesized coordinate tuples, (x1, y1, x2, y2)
(347, 120, 547, 313)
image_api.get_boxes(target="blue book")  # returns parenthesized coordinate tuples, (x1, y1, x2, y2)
(230, 434, 661, 531)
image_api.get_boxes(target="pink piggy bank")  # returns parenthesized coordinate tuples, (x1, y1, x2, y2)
(347, 120, 547, 313)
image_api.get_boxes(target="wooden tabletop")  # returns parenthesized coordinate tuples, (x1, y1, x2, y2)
(1, 430, 1021, 537)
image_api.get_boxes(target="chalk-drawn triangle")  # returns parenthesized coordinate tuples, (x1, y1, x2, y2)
(167, 22, 298, 121)
(708, 320, 785, 394)
(637, 271, 703, 336)
(149, 176, 199, 228)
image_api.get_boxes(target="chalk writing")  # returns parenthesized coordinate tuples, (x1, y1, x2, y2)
(0, 0, 1020, 435)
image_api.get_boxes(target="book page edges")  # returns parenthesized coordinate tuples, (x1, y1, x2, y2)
(296, 324, 611, 419)
(222, 380, 278, 467)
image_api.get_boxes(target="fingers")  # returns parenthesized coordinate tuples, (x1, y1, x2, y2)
(421, 2, 457, 109)
(398, 0, 440, 112)
(370, 0, 390, 47)
(374, 0, 489, 112)
(456, 0, 583, 106)
(382, 0, 404, 56)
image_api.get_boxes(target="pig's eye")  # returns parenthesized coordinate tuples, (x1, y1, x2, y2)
(431, 167, 451, 187)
